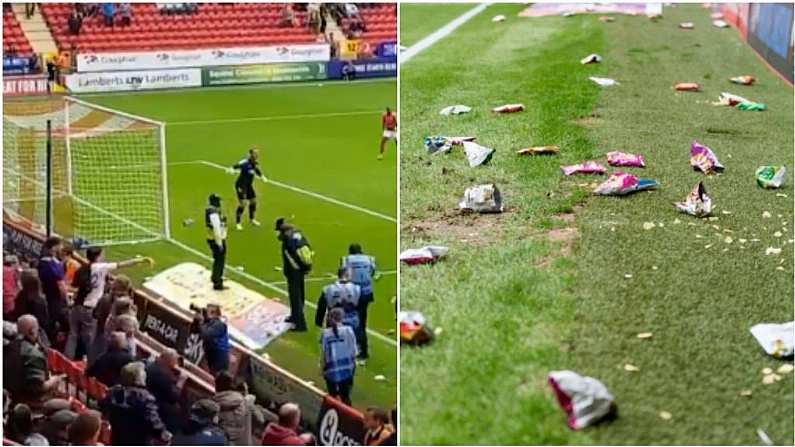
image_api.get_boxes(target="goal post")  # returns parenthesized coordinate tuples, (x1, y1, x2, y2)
(3, 96, 171, 246)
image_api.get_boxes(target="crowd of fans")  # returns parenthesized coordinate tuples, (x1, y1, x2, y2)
(2, 235, 395, 445)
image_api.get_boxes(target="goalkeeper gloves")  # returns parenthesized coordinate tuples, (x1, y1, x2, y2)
(226, 167, 236, 175)
(261, 175, 269, 183)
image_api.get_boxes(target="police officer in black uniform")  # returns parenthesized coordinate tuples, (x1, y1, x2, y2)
(276, 217, 313, 331)
(205, 194, 227, 290)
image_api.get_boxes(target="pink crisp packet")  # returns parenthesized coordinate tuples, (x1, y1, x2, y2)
(690, 141, 724, 174)
(606, 151, 645, 167)
(561, 161, 606, 176)
(593, 172, 658, 196)
(674, 181, 712, 217)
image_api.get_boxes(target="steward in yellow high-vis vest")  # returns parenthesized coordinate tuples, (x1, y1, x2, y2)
(276, 217, 313, 332)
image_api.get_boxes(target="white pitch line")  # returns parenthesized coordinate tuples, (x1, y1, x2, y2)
(198, 160, 397, 223)
(401, 3, 491, 64)
(168, 110, 383, 127)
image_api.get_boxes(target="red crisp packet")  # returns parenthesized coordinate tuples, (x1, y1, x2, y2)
(492, 104, 525, 113)
(399, 311, 434, 345)
(606, 151, 645, 167)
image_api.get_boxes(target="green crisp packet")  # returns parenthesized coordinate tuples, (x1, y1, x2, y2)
(737, 101, 767, 111)
(756, 165, 786, 189)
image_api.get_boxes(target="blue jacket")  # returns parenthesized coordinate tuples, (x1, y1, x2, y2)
(320, 325, 357, 383)
(200, 318, 230, 357)
(172, 418, 228, 446)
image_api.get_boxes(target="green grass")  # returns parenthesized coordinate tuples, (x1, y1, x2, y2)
(400, 4, 604, 444)
(399, 2, 476, 47)
(71, 80, 397, 410)
(569, 5, 793, 445)
(400, 3, 793, 445)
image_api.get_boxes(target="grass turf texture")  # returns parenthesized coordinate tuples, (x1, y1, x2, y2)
(70, 79, 397, 410)
(399, 3, 793, 445)
(399, 2, 476, 47)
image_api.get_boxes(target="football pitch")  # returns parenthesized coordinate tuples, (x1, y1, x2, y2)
(75, 79, 397, 410)
(400, 3, 792, 445)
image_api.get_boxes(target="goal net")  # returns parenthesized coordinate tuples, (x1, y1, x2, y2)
(3, 96, 170, 245)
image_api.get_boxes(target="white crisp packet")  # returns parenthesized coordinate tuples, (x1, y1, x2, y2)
(459, 184, 504, 213)
(589, 76, 618, 87)
(580, 53, 602, 64)
(463, 141, 495, 167)
(399, 246, 449, 265)
(548, 370, 615, 430)
(492, 15, 506, 22)
(750, 321, 795, 358)
(439, 105, 472, 116)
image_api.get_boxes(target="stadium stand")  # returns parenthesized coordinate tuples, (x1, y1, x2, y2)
(3, 8, 34, 58)
(41, 3, 320, 52)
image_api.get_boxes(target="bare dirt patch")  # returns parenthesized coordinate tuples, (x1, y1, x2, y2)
(403, 210, 509, 245)
(572, 112, 602, 128)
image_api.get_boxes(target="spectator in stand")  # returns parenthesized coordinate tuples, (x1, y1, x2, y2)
(378, 408, 397, 446)
(65, 246, 152, 360)
(100, 361, 172, 446)
(192, 303, 230, 375)
(67, 410, 103, 446)
(327, 32, 340, 59)
(363, 407, 393, 445)
(281, 3, 296, 27)
(307, 3, 321, 32)
(344, 3, 359, 18)
(3, 315, 63, 407)
(61, 245, 79, 288)
(320, 308, 357, 405)
(67, 9, 82, 35)
(172, 399, 228, 445)
(3, 255, 21, 321)
(89, 274, 133, 365)
(213, 371, 265, 446)
(37, 236, 68, 341)
(86, 331, 134, 387)
(107, 313, 139, 357)
(261, 402, 315, 446)
(14, 269, 51, 345)
(145, 348, 184, 432)
(5, 403, 50, 446)
(102, 3, 114, 26)
(118, 3, 131, 26)
(38, 399, 77, 446)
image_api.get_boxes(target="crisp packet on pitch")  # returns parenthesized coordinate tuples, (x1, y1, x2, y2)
(580, 53, 602, 64)
(730, 75, 755, 85)
(675, 181, 712, 217)
(561, 161, 606, 176)
(593, 172, 658, 196)
(737, 101, 767, 111)
(517, 145, 559, 156)
(606, 151, 645, 167)
(548, 370, 616, 430)
(439, 105, 472, 115)
(713, 92, 751, 107)
(459, 184, 504, 213)
(492, 104, 525, 113)
(463, 141, 495, 167)
(756, 166, 786, 189)
(399, 245, 449, 265)
(589, 76, 618, 87)
(399, 311, 435, 345)
(424, 136, 476, 155)
(690, 141, 724, 174)
(674, 82, 701, 91)
(750, 321, 795, 358)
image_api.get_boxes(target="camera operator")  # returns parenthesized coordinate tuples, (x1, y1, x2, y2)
(191, 303, 230, 375)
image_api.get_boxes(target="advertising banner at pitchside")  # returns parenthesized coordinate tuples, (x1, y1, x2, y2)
(203, 62, 327, 85)
(65, 68, 202, 93)
(76, 44, 330, 72)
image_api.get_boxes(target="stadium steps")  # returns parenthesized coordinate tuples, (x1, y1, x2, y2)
(10, 3, 58, 54)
